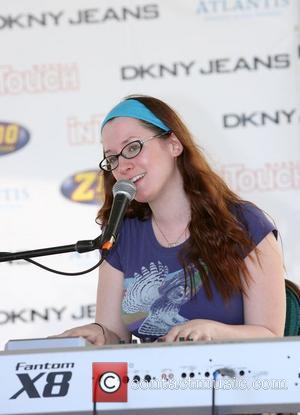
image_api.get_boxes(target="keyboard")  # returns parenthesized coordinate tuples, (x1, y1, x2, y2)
(0, 336, 299, 414)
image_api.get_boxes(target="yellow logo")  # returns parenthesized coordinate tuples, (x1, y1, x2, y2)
(0, 122, 30, 155)
(61, 170, 104, 205)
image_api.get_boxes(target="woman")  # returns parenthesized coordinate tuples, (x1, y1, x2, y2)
(58, 95, 286, 345)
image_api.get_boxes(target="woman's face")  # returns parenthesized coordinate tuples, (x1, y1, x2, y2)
(101, 117, 183, 204)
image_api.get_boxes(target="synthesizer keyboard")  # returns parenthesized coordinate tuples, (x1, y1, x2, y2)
(0, 336, 299, 414)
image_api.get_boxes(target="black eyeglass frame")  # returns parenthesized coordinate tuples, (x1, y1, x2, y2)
(99, 130, 172, 172)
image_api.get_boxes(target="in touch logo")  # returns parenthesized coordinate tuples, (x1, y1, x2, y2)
(0, 122, 30, 155)
(0, 64, 79, 95)
(60, 170, 104, 205)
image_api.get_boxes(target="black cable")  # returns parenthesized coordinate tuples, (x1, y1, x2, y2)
(211, 368, 236, 415)
(24, 256, 105, 276)
(93, 369, 98, 415)
(1, 250, 108, 276)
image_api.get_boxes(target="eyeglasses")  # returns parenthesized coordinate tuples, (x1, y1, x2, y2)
(99, 131, 171, 172)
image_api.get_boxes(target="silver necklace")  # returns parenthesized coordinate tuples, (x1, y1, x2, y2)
(152, 216, 188, 248)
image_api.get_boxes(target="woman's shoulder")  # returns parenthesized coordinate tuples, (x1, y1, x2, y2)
(231, 201, 278, 245)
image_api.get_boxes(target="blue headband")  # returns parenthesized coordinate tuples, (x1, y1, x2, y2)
(101, 99, 170, 132)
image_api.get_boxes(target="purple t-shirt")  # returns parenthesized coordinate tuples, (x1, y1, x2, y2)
(105, 202, 276, 341)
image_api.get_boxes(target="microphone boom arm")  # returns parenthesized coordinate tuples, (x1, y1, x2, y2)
(0, 235, 102, 263)
(0, 180, 136, 264)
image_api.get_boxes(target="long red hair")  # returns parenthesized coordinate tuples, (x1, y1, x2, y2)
(97, 95, 256, 300)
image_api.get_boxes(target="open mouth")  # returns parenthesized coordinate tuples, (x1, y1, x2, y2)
(130, 173, 146, 184)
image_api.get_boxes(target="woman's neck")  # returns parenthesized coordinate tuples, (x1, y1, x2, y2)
(149, 175, 191, 227)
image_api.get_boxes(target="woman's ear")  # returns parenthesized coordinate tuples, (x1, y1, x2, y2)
(169, 133, 183, 157)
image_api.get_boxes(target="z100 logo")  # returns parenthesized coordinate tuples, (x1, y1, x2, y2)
(61, 170, 104, 204)
(10, 361, 74, 399)
(0, 122, 30, 155)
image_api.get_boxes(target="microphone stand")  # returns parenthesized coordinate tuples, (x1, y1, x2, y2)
(0, 236, 102, 263)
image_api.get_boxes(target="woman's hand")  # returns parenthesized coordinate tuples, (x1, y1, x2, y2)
(160, 319, 220, 342)
(52, 323, 106, 346)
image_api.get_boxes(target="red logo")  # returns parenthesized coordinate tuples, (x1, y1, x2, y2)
(92, 362, 128, 402)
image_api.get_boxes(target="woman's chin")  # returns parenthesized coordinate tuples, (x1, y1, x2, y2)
(134, 196, 149, 204)
(134, 191, 150, 204)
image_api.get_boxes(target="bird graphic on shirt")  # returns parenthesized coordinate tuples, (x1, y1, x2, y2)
(122, 261, 202, 337)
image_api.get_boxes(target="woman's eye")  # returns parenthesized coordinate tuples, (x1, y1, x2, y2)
(127, 143, 140, 153)
(107, 155, 117, 164)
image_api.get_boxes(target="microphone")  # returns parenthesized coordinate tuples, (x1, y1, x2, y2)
(100, 180, 136, 252)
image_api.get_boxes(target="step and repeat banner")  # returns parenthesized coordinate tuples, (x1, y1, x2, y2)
(0, 0, 299, 350)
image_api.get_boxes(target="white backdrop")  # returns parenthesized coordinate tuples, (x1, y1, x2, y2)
(0, 0, 299, 351)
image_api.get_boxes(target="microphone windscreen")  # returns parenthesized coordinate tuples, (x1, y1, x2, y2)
(112, 180, 136, 201)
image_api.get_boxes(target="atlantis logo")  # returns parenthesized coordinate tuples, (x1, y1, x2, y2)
(0, 122, 30, 155)
(0, 188, 30, 207)
(196, 0, 290, 20)
(61, 170, 104, 205)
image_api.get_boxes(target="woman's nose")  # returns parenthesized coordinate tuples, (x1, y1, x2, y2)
(116, 156, 134, 177)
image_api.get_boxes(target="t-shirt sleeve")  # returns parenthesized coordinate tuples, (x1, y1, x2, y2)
(104, 245, 123, 271)
(102, 232, 124, 272)
(234, 202, 278, 257)
(102, 218, 138, 274)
